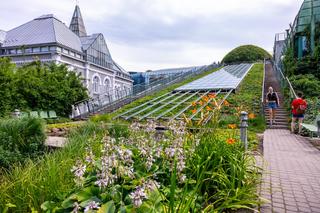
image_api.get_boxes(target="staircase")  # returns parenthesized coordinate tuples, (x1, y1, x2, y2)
(263, 62, 289, 129)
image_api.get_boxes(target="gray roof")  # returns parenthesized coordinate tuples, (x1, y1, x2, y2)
(80, 34, 99, 50)
(2, 14, 82, 52)
(0, 30, 6, 44)
(69, 5, 87, 37)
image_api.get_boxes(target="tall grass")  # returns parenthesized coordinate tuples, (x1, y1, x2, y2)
(0, 122, 106, 212)
(180, 131, 260, 212)
(0, 118, 46, 168)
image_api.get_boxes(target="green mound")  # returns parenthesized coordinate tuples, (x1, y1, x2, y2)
(222, 45, 271, 64)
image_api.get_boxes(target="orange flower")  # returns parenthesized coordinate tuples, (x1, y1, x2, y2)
(198, 100, 203, 106)
(228, 124, 237, 129)
(248, 113, 256, 119)
(202, 97, 209, 102)
(206, 106, 213, 111)
(211, 101, 218, 107)
(226, 138, 236, 145)
(208, 93, 216, 99)
(223, 100, 230, 106)
(192, 102, 197, 107)
(191, 109, 197, 114)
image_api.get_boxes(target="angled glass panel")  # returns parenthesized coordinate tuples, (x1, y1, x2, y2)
(175, 64, 252, 91)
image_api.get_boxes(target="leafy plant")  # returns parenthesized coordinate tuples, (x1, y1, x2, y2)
(0, 117, 46, 168)
(0, 58, 88, 117)
(0, 122, 105, 212)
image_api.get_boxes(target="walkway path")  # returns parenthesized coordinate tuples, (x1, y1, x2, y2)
(259, 129, 320, 212)
(259, 63, 320, 212)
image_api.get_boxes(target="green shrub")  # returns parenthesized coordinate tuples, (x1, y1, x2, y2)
(186, 132, 259, 211)
(222, 45, 271, 64)
(0, 58, 16, 117)
(0, 117, 46, 168)
(290, 74, 320, 98)
(0, 122, 106, 212)
(0, 58, 88, 117)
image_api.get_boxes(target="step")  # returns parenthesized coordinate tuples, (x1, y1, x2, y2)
(266, 121, 288, 125)
(265, 118, 288, 122)
(264, 110, 288, 113)
(264, 112, 288, 116)
(267, 125, 288, 129)
(264, 107, 287, 110)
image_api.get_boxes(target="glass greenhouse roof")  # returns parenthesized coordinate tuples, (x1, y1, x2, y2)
(175, 63, 253, 92)
(295, 0, 320, 33)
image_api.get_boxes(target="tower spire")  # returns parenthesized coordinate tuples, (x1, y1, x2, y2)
(69, 4, 87, 37)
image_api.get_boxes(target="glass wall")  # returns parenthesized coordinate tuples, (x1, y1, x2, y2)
(85, 34, 113, 68)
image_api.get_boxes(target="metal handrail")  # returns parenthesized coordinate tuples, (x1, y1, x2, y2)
(261, 59, 266, 104)
(286, 76, 298, 98)
(274, 63, 297, 99)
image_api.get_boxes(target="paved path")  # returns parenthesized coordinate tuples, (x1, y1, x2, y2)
(260, 129, 320, 212)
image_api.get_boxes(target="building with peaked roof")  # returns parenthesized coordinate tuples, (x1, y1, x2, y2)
(0, 5, 133, 98)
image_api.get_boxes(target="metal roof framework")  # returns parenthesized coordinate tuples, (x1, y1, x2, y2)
(116, 64, 252, 122)
(175, 63, 253, 92)
(117, 90, 227, 121)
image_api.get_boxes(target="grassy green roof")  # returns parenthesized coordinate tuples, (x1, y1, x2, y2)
(222, 45, 271, 64)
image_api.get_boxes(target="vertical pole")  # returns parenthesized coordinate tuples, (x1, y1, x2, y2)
(240, 111, 248, 151)
(317, 119, 320, 137)
(311, 0, 315, 55)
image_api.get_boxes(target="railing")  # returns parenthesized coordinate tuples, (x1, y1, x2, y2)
(261, 59, 266, 115)
(273, 62, 297, 100)
(71, 63, 220, 118)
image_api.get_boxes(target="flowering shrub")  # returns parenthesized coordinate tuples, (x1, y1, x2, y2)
(40, 119, 259, 212)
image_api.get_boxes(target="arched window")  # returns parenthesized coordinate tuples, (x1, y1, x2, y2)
(93, 76, 100, 93)
(104, 78, 110, 93)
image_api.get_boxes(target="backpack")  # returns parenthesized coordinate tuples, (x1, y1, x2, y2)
(296, 103, 307, 115)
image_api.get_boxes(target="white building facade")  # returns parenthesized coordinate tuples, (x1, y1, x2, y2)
(0, 5, 133, 99)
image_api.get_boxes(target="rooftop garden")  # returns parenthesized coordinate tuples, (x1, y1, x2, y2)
(0, 63, 265, 212)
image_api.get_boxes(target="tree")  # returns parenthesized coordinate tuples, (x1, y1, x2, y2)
(0, 58, 88, 117)
(0, 58, 16, 117)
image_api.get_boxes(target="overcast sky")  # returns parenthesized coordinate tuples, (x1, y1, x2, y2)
(0, 0, 303, 71)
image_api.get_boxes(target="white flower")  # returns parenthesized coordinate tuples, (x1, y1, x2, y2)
(85, 148, 95, 164)
(146, 155, 155, 171)
(84, 201, 100, 212)
(71, 202, 81, 213)
(130, 186, 147, 208)
(154, 146, 162, 158)
(144, 179, 160, 192)
(165, 147, 176, 158)
(71, 160, 86, 178)
(179, 174, 187, 183)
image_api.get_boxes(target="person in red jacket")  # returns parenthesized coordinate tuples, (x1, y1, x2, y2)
(291, 92, 307, 134)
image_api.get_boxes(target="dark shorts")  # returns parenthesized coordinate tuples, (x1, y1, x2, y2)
(292, 114, 304, 118)
(267, 102, 277, 109)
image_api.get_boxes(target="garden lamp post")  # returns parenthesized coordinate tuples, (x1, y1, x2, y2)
(240, 111, 248, 151)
